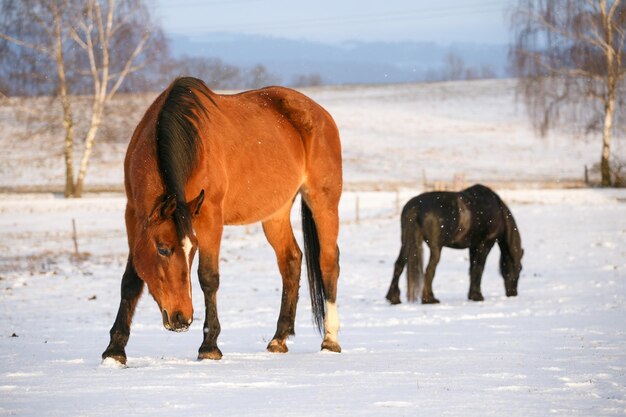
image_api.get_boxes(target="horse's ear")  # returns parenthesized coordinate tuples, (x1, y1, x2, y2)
(161, 194, 178, 218)
(188, 189, 205, 217)
(150, 194, 177, 222)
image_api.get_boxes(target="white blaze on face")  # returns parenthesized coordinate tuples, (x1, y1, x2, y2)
(181, 236, 193, 298)
(324, 301, 340, 342)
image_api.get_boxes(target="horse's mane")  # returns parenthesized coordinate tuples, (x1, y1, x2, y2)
(155, 76, 214, 238)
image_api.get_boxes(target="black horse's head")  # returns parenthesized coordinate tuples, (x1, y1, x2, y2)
(500, 247, 523, 297)
(500, 210, 523, 297)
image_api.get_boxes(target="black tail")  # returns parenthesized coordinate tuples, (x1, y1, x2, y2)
(404, 210, 424, 302)
(301, 199, 325, 334)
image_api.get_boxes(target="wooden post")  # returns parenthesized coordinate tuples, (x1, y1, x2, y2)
(72, 219, 79, 256)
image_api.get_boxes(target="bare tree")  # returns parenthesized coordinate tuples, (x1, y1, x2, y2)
(163, 56, 242, 90)
(444, 51, 466, 81)
(510, 0, 626, 186)
(292, 73, 323, 87)
(244, 64, 281, 89)
(0, 0, 161, 196)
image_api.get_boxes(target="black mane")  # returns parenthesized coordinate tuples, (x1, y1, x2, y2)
(155, 77, 214, 238)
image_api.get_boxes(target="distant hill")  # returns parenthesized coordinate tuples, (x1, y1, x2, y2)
(169, 32, 509, 85)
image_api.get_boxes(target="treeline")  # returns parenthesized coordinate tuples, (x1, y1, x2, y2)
(0, 44, 323, 97)
(0, 2, 321, 97)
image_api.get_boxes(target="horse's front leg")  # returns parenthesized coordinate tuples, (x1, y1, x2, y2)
(102, 257, 144, 365)
(468, 241, 495, 301)
(196, 215, 224, 360)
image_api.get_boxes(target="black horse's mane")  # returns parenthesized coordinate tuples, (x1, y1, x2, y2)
(155, 76, 215, 238)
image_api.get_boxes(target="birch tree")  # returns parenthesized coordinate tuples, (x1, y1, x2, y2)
(0, 0, 159, 197)
(510, 0, 625, 186)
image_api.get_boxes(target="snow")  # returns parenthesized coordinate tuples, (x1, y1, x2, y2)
(1, 81, 625, 416)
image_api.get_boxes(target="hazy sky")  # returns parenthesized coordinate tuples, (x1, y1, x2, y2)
(155, 0, 516, 44)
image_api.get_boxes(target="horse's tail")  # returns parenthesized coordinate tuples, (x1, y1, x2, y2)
(394, 202, 424, 303)
(406, 213, 425, 303)
(301, 199, 325, 334)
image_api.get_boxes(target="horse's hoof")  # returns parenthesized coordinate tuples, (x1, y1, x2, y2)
(469, 293, 484, 302)
(321, 340, 342, 353)
(386, 294, 401, 305)
(101, 354, 126, 366)
(267, 339, 288, 353)
(422, 297, 440, 304)
(198, 347, 223, 360)
(102, 348, 127, 365)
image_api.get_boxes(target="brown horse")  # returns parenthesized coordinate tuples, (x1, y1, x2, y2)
(102, 77, 342, 365)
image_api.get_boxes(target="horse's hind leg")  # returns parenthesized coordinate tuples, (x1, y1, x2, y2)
(262, 205, 303, 353)
(386, 212, 412, 304)
(102, 257, 144, 365)
(302, 189, 342, 353)
(385, 245, 406, 304)
(468, 241, 495, 301)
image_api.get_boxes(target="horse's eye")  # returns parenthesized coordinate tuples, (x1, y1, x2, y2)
(157, 244, 172, 257)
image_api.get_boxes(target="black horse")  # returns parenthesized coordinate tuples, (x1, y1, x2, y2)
(386, 184, 523, 304)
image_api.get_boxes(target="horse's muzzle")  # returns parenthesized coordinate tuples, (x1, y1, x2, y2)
(162, 309, 192, 332)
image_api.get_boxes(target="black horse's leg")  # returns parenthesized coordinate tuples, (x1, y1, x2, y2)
(421, 244, 441, 304)
(102, 258, 144, 365)
(468, 241, 495, 301)
(262, 210, 303, 353)
(386, 244, 406, 304)
(197, 252, 223, 360)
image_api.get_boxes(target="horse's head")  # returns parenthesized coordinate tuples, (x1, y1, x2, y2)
(501, 247, 523, 297)
(132, 191, 204, 332)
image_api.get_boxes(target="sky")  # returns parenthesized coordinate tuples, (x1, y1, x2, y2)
(155, 0, 516, 45)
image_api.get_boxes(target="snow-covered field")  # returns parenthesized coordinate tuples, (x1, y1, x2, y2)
(1, 81, 625, 416)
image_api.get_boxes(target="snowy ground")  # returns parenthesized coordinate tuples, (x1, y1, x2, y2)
(0, 80, 625, 416)
(0, 188, 625, 416)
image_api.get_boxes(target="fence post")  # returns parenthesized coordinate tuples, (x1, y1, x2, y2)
(72, 219, 79, 256)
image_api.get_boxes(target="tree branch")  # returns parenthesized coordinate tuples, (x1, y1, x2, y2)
(0, 32, 51, 55)
(107, 32, 149, 100)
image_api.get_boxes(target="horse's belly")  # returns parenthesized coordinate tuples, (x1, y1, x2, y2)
(222, 177, 303, 225)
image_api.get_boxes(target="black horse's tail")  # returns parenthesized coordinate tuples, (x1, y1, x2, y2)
(386, 202, 424, 303)
(301, 199, 325, 334)
(404, 209, 425, 302)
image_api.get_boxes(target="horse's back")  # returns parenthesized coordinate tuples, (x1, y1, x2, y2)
(461, 184, 508, 241)
(204, 86, 341, 224)
(402, 192, 462, 245)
